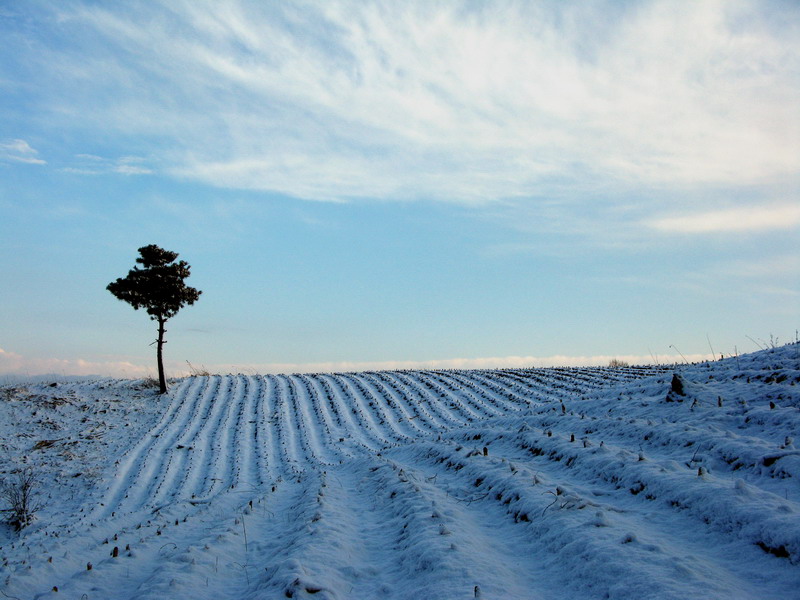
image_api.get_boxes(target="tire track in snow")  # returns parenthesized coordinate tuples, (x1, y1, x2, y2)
(242, 470, 338, 598)
(397, 441, 710, 599)
(412, 429, 799, 599)
(340, 455, 550, 599)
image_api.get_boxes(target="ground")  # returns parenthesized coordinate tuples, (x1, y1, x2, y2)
(1, 344, 799, 599)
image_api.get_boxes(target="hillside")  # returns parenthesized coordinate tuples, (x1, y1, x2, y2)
(1, 345, 799, 599)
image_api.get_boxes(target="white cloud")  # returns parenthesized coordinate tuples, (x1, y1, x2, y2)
(60, 153, 153, 176)
(0, 347, 710, 377)
(207, 353, 707, 375)
(36, 1, 800, 204)
(0, 347, 22, 364)
(114, 164, 153, 175)
(0, 347, 149, 378)
(646, 204, 800, 234)
(0, 139, 46, 164)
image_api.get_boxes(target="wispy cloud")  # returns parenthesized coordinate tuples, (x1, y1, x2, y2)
(0, 139, 46, 164)
(646, 204, 800, 234)
(17, 1, 799, 206)
(61, 154, 153, 175)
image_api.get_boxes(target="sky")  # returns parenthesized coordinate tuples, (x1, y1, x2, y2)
(1, 0, 798, 378)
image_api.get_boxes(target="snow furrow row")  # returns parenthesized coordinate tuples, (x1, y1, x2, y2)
(6, 349, 795, 600)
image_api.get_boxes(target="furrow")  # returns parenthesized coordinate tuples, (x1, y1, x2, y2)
(298, 373, 355, 460)
(160, 375, 231, 504)
(101, 376, 211, 516)
(368, 371, 444, 434)
(271, 375, 303, 475)
(356, 372, 428, 438)
(233, 375, 262, 490)
(318, 374, 390, 453)
(287, 375, 340, 467)
(255, 375, 281, 482)
(394, 371, 469, 427)
(339, 373, 413, 444)
(446, 370, 528, 413)
(425, 371, 504, 420)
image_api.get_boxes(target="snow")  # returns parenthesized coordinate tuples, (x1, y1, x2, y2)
(1, 344, 799, 599)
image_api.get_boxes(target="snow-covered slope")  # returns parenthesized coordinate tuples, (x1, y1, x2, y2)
(1, 345, 799, 599)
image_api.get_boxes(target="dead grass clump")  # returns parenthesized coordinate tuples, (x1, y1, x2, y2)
(1, 467, 42, 530)
(186, 361, 211, 377)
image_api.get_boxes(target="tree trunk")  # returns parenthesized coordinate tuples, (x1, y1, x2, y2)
(156, 317, 167, 394)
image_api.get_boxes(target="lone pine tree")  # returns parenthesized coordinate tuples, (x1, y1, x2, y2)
(107, 244, 202, 394)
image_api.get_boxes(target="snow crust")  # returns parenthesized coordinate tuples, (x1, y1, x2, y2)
(1, 344, 799, 599)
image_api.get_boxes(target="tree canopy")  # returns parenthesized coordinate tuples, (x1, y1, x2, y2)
(107, 244, 202, 393)
(107, 244, 201, 321)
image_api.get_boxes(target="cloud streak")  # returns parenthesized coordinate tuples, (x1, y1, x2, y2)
(15, 1, 798, 207)
(0, 139, 46, 164)
(646, 203, 800, 234)
(61, 154, 153, 176)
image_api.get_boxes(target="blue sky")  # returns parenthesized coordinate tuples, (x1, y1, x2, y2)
(1, 0, 798, 377)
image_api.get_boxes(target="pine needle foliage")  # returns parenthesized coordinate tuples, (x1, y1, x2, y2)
(108, 244, 202, 393)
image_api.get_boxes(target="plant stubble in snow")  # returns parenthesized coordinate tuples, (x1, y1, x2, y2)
(1, 345, 799, 599)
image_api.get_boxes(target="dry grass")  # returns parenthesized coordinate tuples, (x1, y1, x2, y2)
(1, 467, 42, 530)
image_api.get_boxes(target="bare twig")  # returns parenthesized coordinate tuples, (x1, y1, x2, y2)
(1, 468, 41, 530)
(541, 490, 560, 517)
(669, 345, 688, 365)
(241, 512, 248, 552)
(746, 335, 765, 350)
(707, 334, 717, 361)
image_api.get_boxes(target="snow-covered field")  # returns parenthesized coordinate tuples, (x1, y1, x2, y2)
(1, 345, 799, 599)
